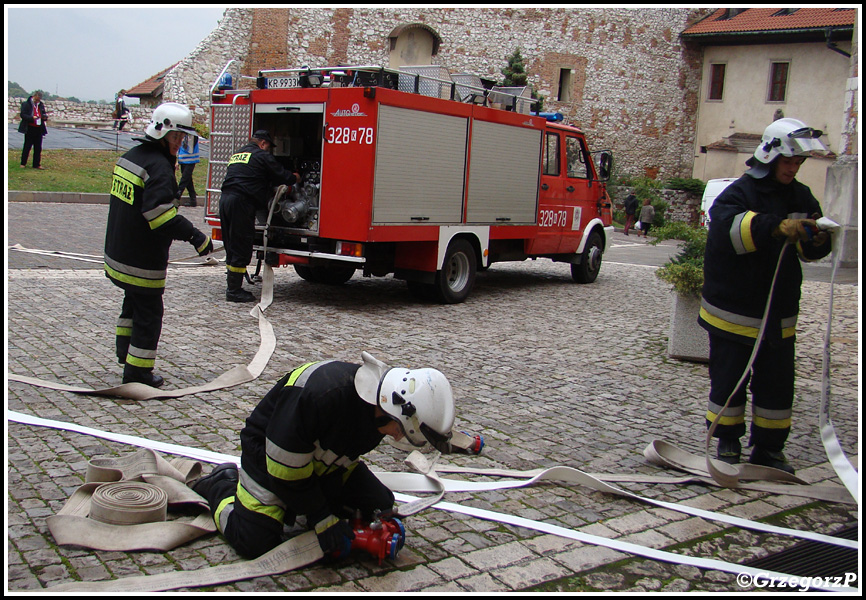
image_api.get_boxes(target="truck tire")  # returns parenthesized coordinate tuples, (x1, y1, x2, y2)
(434, 239, 477, 304)
(571, 230, 603, 284)
(294, 264, 355, 285)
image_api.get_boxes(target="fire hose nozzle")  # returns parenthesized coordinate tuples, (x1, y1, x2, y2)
(332, 516, 406, 564)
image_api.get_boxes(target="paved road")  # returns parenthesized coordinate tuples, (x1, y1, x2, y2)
(8, 123, 210, 157)
(6, 202, 860, 592)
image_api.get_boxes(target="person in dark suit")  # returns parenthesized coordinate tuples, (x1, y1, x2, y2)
(19, 90, 48, 169)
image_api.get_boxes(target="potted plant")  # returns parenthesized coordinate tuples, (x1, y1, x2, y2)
(651, 222, 709, 362)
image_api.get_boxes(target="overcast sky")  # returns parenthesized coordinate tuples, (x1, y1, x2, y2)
(6, 5, 228, 103)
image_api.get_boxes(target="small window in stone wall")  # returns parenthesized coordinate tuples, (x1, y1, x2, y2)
(389, 26, 436, 69)
(708, 63, 725, 101)
(557, 68, 573, 102)
(768, 61, 789, 102)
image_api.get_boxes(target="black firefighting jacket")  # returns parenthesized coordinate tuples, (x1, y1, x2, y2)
(698, 173, 832, 345)
(237, 361, 385, 523)
(220, 143, 297, 210)
(104, 139, 209, 294)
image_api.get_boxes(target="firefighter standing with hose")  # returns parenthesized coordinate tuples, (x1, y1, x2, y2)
(104, 102, 214, 388)
(219, 130, 299, 302)
(699, 118, 832, 474)
(190, 352, 456, 559)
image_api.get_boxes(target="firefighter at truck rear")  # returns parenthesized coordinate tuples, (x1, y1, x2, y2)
(219, 130, 299, 302)
(190, 352, 456, 559)
(699, 118, 832, 475)
(104, 102, 214, 388)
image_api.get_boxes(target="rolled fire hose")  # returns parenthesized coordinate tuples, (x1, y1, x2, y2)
(34, 439, 856, 593)
(46, 449, 216, 553)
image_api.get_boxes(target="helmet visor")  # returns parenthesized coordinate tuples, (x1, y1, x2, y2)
(420, 422, 453, 453)
(787, 127, 827, 155)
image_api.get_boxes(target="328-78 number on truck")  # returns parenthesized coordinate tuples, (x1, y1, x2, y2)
(539, 209, 568, 228)
(326, 127, 375, 145)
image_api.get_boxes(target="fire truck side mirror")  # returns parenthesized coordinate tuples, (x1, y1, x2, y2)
(596, 151, 613, 181)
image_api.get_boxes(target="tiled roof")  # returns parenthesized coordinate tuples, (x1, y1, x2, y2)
(125, 64, 178, 98)
(683, 8, 856, 36)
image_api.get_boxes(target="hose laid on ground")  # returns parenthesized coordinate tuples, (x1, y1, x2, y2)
(24, 435, 855, 593)
(7, 262, 277, 401)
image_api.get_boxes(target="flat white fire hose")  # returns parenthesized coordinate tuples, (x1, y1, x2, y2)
(703, 231, 859, 503)
(13, 423, 853, 593)
(7, 237, 859, 592)
(7, 260, 277, 401)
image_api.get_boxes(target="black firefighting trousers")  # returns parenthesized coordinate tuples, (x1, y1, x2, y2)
(203, 462, 394, 559)
(706, 333, 795, 452)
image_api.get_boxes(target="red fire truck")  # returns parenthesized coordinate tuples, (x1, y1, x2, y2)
(205, 63, 614, 303)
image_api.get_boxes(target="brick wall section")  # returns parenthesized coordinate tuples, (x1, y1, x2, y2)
(244, 8, 290, 76)
(329, 8, 354, 65)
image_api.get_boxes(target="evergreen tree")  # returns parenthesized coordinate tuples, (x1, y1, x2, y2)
(501, 48, 528, 87)
(500, 49, 544, 112)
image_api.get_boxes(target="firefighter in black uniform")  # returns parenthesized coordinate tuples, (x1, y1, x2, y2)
(190, 352, 456, 559)
(104, 102, 214, 388)
(699, 118, 832, 474)
(219, 130, 299, 302)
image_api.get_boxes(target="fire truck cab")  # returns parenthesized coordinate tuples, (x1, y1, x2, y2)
(205, 63, 614, 303)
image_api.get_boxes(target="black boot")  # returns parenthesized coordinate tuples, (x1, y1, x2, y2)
(192, 463, 239, 505)
(716, 437, 741, 465)
(749, 446, 795, 474)
(122, 365, 165, 388)
(226, 271, 256, 303)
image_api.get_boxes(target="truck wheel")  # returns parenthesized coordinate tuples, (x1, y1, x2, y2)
(571, 231, 603, 284)
(294, 264, 355, 285)
(434, 239, 477, 303)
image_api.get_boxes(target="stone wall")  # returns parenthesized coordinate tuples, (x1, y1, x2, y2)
(162, 8, 252, 121)
(609, 186, 700, 225)
(8, 98, 148, 129)
(162, 7, 707, 180)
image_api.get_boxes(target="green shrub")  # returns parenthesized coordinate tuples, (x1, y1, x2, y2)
(651, 223, 707, 298)
(665, 177, 706, 195)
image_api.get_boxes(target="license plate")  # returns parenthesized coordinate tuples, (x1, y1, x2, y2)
(267, 76, 300, 89)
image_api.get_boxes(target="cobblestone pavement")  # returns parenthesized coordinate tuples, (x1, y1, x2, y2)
(6, 202, 860, 593)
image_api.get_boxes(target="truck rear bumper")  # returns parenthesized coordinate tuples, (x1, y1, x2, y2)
(252, 245, 366, 265)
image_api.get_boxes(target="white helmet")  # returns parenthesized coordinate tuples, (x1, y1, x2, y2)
(355, 352, 456, 449)
(145, 102, 199, 140)
(749, 118, 827, 172)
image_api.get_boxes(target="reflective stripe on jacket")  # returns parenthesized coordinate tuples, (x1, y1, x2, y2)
(103, 139, 202, 294)
(698, 173, 831, 344)
(237, 361, 384, 523)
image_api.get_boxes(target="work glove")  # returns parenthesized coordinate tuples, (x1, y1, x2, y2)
(773, 218, 817, 244)
(190, 230, 214, 256)
(809, 213, 829, 246)
(313, 514, 355, 555)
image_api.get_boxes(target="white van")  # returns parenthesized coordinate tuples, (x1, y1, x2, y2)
(699, 178, 737, 228)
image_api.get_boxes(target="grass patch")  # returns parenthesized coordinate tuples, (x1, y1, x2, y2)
(8, 149, 209, 197)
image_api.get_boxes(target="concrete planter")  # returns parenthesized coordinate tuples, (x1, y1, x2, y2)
(667, 292, 709, 362)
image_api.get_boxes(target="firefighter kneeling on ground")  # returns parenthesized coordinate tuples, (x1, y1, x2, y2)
(104, 102, 214, 388)
(189, 352, 455, 559)
(219, 130, 299, 302)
